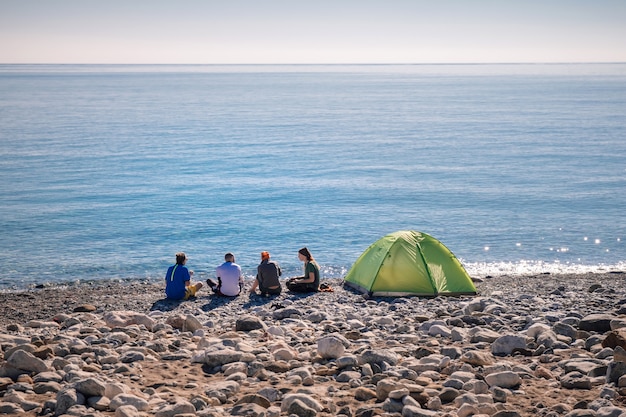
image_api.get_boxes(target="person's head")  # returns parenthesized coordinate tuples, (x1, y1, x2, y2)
(175, 252, 187, 265)
(261, 251, 270, 261)
(225, 252, 235, 262)
(298, 247, 313, 262)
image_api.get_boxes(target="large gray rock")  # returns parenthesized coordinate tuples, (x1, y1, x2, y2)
(579, 314, 615, 333)
(0, 402, 23, 415)
(317, 335, 346, 359)
(484, 371, 521, 388)
(183, 314, 203, 332)
(75, 377, 106, 397)
(469, 328, 501, 343)
(606, 361, 626, 384)
(553, 322, 578, 340)
(491, 334, 527, 356)
(109, 394, 150, 411)
(359, 349, 400, 366)
(7, 349, 49, 373)
(203, 349, 244, 367)
(154, 400, 195, 417)
(602, 329, 626, 350)
(56, 388, 86, 416)
(281, 393, 323, 413)
(235, 315, 266, 331)
(103, 311, 155, 331)
(560, 372, 592, 389)
(286, 399, 317, 417)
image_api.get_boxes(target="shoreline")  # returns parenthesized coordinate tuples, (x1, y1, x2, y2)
(0, 272, 625, 328)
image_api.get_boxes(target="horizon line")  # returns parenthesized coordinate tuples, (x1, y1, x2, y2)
(2, 61, 626, 66)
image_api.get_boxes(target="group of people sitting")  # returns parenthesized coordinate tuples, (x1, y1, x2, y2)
(164, 247, 320, 301)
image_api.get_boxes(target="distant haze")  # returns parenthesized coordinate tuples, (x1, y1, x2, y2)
(1, 0, 625, 64)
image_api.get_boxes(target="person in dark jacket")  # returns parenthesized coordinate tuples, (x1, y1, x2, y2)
(250, 251, 282, 296)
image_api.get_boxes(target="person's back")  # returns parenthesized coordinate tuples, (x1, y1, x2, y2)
(212, 252, 243, 296)
(257, 259, 281, 287)
(165, 252, 202, 300)
(250, 251, 282, 296)
(165, 263, 189, 300)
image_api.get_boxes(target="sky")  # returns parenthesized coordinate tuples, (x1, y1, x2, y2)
(1, 0, 625, 64)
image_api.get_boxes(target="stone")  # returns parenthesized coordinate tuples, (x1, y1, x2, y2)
(493, 411, 522, 417)
(402, 405, 438, 416)
(602, 329, 626, 350)
(75, 377, 107, 397)
(272, 307, 303, 320)
(115, 405, 141, 417)
(606, 361, 626, 384)
(281, 394, 323, 413)
(230, 403, 268, 417)
(203, 349, 243, 367)
(183, 314, 203, 332)
(56, 388, 85, 416)
(337, 371, 362, 383)
(461, 350, 494, 366)
(154, 400, 196, 417)
(235, 394, 271, 408)
(73, 304, 97, 312)
(7, 349, 49, 373)
(615, 346, 626, 363)
(336, 355, 359, 369)
(0, 402, 23, 414)
(105, 382, 128, 399)
(103, 311, 155, 331)
(561, 372, 593, 389)
(235, 315, 265, 331)
(317, 335, 346, 359)
(119, 351, 145, 363)
(355, 387, 377, 401)
(376, 378, 403, 401)
(553, 322, 578, 340)
(109, 393, 150, 411)
(579, 314, 615, 333)
(286, 398, 317, 417)
(439, 387, 460, 403)
(485, 371, 521, 388)
(359, 349, 400, 366)
(24, 320, 60, 328)
(87, 395, 110, 411)
(429, 324, 452, 338)
(470, 328, 501, 343)
(491, 334, 527, 356)
(0, 377, 13, 391)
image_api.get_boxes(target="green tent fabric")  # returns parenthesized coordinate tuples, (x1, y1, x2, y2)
(344, 230, 476, 296)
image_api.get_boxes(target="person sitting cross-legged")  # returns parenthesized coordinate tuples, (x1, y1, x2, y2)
(207, 252, 244, 297)
(165, 252, 203, 300)
(250, 251, 282, 296)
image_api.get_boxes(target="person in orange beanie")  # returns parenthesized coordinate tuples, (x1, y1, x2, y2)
(250, 251, 282, 296)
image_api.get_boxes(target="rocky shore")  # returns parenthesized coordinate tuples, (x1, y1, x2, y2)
(1, 272, 626, 417)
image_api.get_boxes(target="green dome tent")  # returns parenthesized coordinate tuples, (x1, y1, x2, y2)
(344, 230, 476, 296)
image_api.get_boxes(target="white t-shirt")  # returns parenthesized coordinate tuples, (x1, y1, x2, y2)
(215, 261, 243, 296)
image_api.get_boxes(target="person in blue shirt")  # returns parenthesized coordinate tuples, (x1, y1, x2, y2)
(165, 252, 203, 300)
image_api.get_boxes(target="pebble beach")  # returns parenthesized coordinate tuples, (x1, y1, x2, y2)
(1, 272, 626, 417)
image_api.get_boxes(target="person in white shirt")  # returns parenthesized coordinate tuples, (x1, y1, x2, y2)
(207, 252, 244, 296)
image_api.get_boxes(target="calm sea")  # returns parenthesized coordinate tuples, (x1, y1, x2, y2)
(1, 64, 625, 290)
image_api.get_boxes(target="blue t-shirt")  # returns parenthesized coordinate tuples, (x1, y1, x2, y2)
(165, 264, 191, 300)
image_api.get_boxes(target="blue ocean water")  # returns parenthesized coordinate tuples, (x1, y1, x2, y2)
(0, 64, 625, 290)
